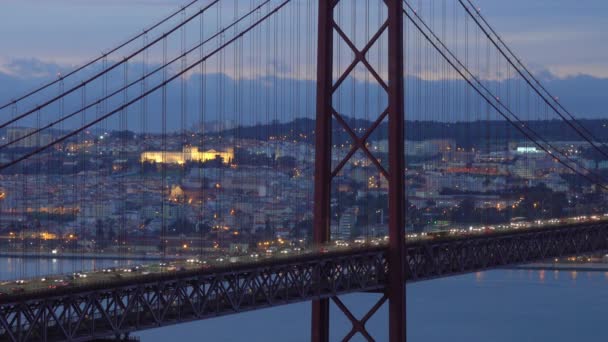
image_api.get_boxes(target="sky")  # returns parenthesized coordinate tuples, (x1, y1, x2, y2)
(0, 0, 607, 77)
(466, 0, 608, 77)
(1, 0, 608, 125)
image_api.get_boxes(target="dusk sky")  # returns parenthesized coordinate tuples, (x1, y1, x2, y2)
(1, 0, 608, 123)
(1, 0, 608, 78)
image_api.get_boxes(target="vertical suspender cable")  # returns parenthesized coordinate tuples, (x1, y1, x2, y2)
(161, 36, 168, 267)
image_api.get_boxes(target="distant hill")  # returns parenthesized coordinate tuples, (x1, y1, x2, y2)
(220, 117, 608, 148)
(0, 59, 607, 132)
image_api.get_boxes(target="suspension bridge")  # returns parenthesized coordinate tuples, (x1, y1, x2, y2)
(0, 0, 607, 341)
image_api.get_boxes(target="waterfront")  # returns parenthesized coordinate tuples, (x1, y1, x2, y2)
(2, 257, 608, 341)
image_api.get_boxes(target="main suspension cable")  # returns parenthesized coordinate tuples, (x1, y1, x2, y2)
(457, 0, 608, 159)
(0, 0, 204, 112)
(0, 0, 221, 130)
(0, 0, 292, 171)
(403, 3, 608, 190)
(0, 0, 272, 150)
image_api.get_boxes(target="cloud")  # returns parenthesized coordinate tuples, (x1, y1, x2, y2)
(502, 30, 597, 45)
(0, 58, 64, 79)
(268, 59, 292, 75)
(3, 0, 182, 6)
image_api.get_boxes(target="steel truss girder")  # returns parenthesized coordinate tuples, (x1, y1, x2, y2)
(0, 251, 387, 342)
(406, 222, 608, 282)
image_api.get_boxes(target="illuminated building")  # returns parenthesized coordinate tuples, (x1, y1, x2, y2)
(7, 127, 52, 148)
(140, 146, 234, 165)
(515, 146, 542, 154)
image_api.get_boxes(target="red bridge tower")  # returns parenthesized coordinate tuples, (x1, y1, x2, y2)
(313, 0, 405, 341)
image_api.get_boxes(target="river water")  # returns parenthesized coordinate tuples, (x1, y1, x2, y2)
(2, 258, 607, 341)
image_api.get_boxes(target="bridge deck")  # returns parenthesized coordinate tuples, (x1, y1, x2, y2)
(0, 222, 607, 341)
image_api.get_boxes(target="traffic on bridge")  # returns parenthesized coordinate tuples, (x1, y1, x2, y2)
(1, 213, 606, 299)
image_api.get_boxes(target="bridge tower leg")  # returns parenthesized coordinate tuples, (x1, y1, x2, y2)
(311, 0, 333, 341)
(386, 0, 406, 340)
(312, 0, 405, 341)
